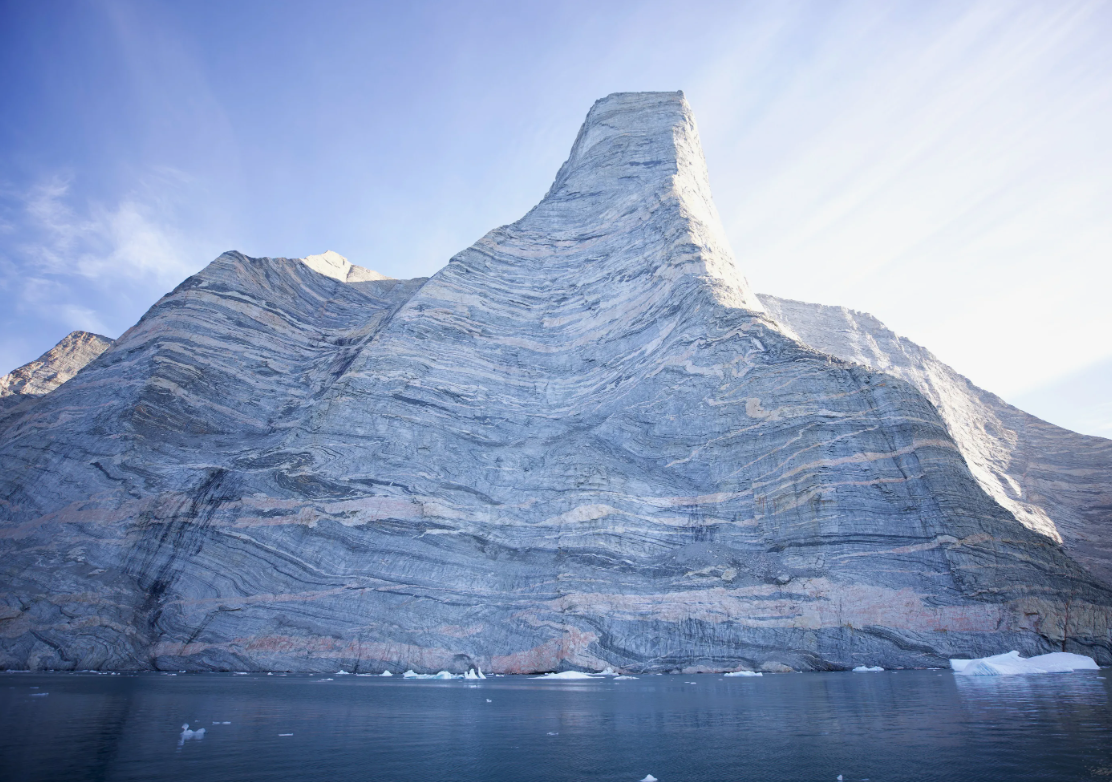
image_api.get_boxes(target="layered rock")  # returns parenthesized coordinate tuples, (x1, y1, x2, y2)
(1, 92, 1109, 674)
(0, 331, 113, 432)
(760, 295, 1112, 588)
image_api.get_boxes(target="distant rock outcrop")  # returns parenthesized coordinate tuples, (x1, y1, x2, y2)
(0, 92, 1109, 674)
(0, 331, 113, 428)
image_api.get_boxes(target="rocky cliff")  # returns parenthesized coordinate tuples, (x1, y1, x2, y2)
(0, 331, 114, 430)
(759, 295, 1112, 588)
(1, 92, 1109, 673)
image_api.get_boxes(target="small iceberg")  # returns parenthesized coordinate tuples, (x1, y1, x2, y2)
(463, 667, 487, 680)
(402, 670, 460, 680)
(853, 666, 884, 673)
(178, 723, 205, 747)
(380, 670, 394, 677)
(615, 675, 638, 680)
(724, 671, 762, 677)
(951, 651, 1099, 676)
(640, 775, 658, 782)
(532, 671, 600, 679)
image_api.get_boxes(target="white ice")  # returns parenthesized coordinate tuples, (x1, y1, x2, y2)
(724, 671, 762, 677)
(640, 775, 658, 782)
(178, 724, 206, 747)
(402, 670, 461, 680)
(615, 675, 639, 680)
(951, 651, 1099, 676)
(29, 692, 48, 696)
(532, 671, 600, 679)
(852, 666, 884, 673)
(380, 670, 394, 677)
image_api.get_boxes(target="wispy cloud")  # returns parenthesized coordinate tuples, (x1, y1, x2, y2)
(17, 175, 193, 285)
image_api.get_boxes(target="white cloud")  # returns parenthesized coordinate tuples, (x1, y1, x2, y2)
(19, 176, 193, 285)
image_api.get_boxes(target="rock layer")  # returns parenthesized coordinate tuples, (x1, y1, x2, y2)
(1, 91, 1110, 673)
(760, 295, 1112, 588)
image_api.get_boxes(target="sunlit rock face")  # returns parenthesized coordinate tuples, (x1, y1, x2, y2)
(759, 295, 1112, 589)
(0, 331, 113, 429)
(1, 91, 1110, 674)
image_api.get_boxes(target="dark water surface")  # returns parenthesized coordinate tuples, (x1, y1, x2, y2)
(1, 669, 1110, 781)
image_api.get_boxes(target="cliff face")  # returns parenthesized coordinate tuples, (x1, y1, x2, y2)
(759, 295, 1112, 589)
(1, 92, 1109, 674)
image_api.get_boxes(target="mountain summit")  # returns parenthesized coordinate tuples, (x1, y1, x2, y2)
(1, 92, 1109, 674)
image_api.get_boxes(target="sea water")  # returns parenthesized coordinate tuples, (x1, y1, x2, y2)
(1, 669, 1109, 781)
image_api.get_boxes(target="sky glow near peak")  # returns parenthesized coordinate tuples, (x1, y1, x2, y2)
(1, 0, 1109, 436)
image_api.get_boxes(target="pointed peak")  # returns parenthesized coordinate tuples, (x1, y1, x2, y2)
(301, 251, 391, 283)
(531, 90, 763, 313)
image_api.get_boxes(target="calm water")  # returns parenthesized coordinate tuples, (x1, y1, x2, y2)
(1, 670, 1109, 781)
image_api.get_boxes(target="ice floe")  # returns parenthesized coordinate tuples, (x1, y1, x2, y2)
(402, 670, 459, 680)
(178, 723, 205, 747)
(615, 675, 639, 680)
(640, 775, 658, 782)
(951, 651, 1099, 676)
(852, 666, 884, 673)
(532, 671, 600, 680)
(380, 670, 394, 677)
(724, 671, 762, 677)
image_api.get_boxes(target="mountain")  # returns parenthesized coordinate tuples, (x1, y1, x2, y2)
(0, 331, 114, 428)
(1, 92, 1109, 674)
(760, 296, 1112, 588)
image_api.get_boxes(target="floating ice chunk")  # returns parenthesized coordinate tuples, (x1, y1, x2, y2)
(615, 675, 638, 680)
(178, 724, 205, 746)
(335, 670, 351, 675)
(853, 666, 884, 673)
(486, 698, 492, 702)
(402, 670, 461, 680)
(724, 671, 762, 677)
(600, 667, 618, 676)
(952, 651, 1099, 676)
(464, 669, 480, 680)
(29, 692, 48, 697)
(476, 665, 486, 679)
(532, 671, 600, 679)
(685, 681, 697, 684)
(380, 670, 394, 677)
(278, 733, 293, 737)
(547, 731, 558, 736)
(640, 775, 658, 782)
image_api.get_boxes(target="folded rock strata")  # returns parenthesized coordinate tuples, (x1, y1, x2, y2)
(760, 296, 1112, 589)
(1, 91, 1109, 673)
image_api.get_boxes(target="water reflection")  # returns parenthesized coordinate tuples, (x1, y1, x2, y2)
(0, 670, 1109, 781)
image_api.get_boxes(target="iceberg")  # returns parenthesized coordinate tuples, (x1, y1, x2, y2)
(402, 670, 460, 680)
(380, 670, 393, 677)
(724, 671, 762, 677)
(852, 666, 884, 673)
(532, 671, 600, 679)
(615, 675, 639, 680)
(951, 651, 1099, 676)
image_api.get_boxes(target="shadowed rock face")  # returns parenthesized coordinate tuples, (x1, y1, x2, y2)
(1, 91, 1110, 674)
(760, 295, 1112, 589)
(0, 331, 114, 429)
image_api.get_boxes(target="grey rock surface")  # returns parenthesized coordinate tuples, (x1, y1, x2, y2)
(0, 331, 114, 430)
(1, 91, 1110, 673)
(760, 295, 1112, 588)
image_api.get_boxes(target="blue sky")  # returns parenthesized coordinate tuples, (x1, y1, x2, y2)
(1, 0, 1110, 436)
